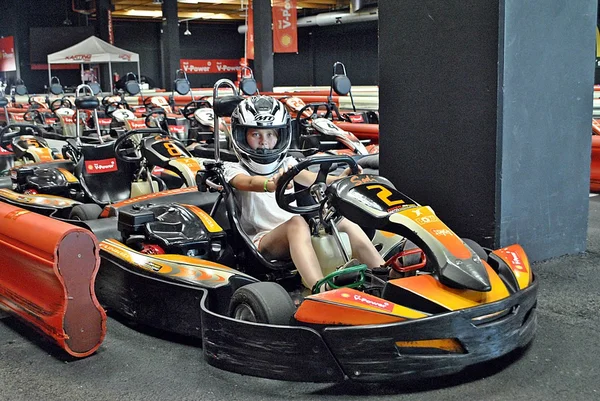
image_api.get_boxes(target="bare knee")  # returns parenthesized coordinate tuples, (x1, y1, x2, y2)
(286, 216, 311, 239)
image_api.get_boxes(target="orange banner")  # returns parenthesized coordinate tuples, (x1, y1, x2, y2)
(0, 36, 16, 72)
(272, 0, 297, 53)
(246, 0, 254, 60)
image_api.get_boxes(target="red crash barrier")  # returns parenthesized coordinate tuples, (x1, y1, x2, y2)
(334, 121, 380, 144)
(591, 135, 600, 192)
(0, 202, 106, 357)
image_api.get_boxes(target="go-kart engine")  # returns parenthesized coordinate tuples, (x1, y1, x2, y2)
(12, 166, 81, 198)
(117, 203, 227, 260)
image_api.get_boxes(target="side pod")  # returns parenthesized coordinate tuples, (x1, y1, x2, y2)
(0, 202, 106, 357)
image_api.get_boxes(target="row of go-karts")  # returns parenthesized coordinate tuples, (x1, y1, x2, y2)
(0, 76, 537, 383)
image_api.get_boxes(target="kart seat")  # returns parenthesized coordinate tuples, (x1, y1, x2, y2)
(219, 183, 295, 277)
(74, 141, 135, 206)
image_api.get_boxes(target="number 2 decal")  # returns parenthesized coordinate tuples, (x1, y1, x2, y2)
(366, 184, 405, 206)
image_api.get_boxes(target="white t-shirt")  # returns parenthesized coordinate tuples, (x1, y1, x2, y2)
(223, 157, 298, 241)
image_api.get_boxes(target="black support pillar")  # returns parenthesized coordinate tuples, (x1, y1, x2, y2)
(160, 0, 181, 91)
(253, 0, 274, 92)
(379, 0, 597, 261)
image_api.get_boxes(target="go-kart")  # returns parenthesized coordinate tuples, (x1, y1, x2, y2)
(113, 126, 208, 189)
(93, 78, 537, 383)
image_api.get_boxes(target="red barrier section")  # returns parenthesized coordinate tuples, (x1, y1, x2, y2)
(333, 122, 380, 143)
(591, 135, 600, 192)
(0, 203, 106, 357)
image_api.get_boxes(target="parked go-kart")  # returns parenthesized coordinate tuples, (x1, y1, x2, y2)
(94, 78, 537, 383)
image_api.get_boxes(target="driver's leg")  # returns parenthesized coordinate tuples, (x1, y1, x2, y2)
(337, 218, 385, 268)
(258, 215, 324, 289)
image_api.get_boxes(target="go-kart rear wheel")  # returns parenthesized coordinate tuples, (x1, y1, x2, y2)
(462, 238, 488, 261)
(69, 204, 103, 221)
(228, 282, 295, 325)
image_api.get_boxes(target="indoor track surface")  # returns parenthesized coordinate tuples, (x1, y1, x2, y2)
(1, 199, 600, 401)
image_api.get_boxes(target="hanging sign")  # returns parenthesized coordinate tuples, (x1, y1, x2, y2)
(272, 0, 297, 53)
(246, 0, 254, 60)
(0, 36, 16, 72)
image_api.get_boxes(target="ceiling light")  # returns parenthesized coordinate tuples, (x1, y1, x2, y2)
(184, 21, 192, 36)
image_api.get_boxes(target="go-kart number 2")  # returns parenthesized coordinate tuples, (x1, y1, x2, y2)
(164, 142, 183, 157)
(366, 184, 405, 207)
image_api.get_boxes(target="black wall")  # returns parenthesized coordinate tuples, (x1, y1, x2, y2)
(0, 0, 379, 93)
(274, 21, 378, 86)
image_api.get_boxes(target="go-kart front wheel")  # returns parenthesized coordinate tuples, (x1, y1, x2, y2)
(69, 204, 103, 221)
(228, 282, 295, 325)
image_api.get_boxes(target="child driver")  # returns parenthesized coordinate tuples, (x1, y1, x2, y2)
(223, 95, 384, 292)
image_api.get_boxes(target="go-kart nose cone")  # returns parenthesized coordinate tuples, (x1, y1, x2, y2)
(439, 258, 491, 292)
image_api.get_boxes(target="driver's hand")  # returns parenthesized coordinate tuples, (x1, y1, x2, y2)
(340, 165, 362, 177)
(271, 166, 293, 190)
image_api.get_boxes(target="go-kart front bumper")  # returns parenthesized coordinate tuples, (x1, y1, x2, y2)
(201, 276, 538, 383)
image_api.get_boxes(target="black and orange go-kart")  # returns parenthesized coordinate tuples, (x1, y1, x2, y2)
(93, 154, 537, 383)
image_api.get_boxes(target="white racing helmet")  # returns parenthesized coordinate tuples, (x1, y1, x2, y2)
(230, 95, 292, 175)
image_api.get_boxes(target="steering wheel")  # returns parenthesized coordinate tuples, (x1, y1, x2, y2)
(0, 123, 45, 151)
(275, 155, 359, 215)
(23, 109, 45, 124)
(295, 102, 334, 129)
(50, 98, 73, 113)
(113, 128, 167, 163)
(144, 108, 168, 129)
(181, 99, 212, 121)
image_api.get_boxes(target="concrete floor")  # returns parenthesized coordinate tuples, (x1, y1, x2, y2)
(1, 199, 600, 401)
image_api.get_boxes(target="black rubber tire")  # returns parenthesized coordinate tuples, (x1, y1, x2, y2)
(69, 203, 103, 221)
(228, 282, 295, 325)
(462, 238, 488, 261)
(399, 239, 422, 266)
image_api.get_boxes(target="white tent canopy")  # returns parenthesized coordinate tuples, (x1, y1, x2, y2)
(47, 36, 141, 93)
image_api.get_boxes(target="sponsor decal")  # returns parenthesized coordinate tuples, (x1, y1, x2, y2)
(432, 228, 453, 237)
(0, 147, 12, 155)
(349, 174, 375, 186)
(10, 113, 24, 122)
(65, 54, 92, 62)
(127, 120, 147, 130)
(169, 125, 186, 134)
(119, 53, 131, 61)
(4, 209, 30, 220)
(338, 291, 394, 312)
(415, 215, 439, 225)
(348, 114, 365, 123)
(85, 158, 118, 174)
(98, 118, 113, 125)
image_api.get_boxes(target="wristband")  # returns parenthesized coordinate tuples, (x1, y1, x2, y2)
(263, 178, 270, 192)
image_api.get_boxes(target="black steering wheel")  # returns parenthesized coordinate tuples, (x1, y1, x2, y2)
(181, 99, 212, 121)
(23, 109, 46, 125)
(113, 128, 168, 163)
(0, 123, 46, 151)
(275, 155, 359, 214)
(144, 108, 168, 129)
(295, 102, 334, 129)
(50, 98, 73, 113)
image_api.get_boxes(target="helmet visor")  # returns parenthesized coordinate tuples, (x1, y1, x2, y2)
(233, 125, 290, 161)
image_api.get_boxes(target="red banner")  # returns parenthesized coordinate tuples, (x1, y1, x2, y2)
(0, 36, 16, 72)
(180, 59, 242, 74)
(272, 0, 297, 53)
(246, 0, 254, 60)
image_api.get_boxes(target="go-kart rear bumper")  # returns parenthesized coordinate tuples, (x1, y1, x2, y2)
(201, 276, 538, 382)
